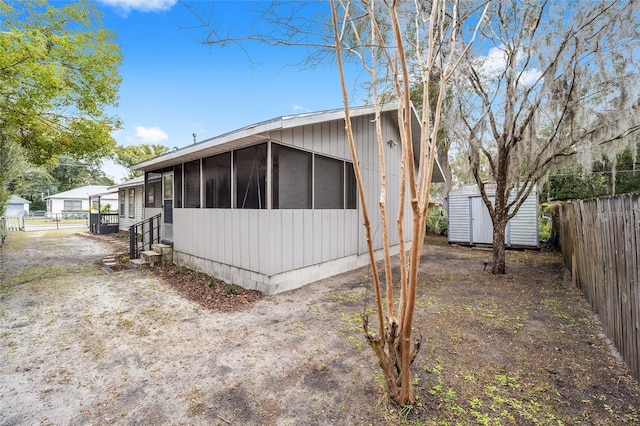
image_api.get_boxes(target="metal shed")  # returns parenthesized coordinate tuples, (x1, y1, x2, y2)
(447, 184, 539, 249)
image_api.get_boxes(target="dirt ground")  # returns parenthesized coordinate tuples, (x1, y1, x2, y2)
(0, 228, 638, 425)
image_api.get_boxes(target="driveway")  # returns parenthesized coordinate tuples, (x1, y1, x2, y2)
(0, 228, 380, 425)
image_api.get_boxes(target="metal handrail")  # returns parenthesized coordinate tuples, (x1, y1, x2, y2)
(129, 213, 161, 259)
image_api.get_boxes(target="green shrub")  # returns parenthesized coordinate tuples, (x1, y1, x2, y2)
(426, 207, 448, 236)
(539, 214, 552, 242)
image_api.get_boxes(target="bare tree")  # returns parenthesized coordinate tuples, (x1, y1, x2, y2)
(449, 0, 640, 274)
(188, 0, 487, 406)
(328, 0, 487, 405)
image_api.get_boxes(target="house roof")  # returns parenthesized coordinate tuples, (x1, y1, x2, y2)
(8, 195, 30, 204)
(107, 176, 144, 191)
(132, 104, 445, 182)
(46, 185, 117, 200)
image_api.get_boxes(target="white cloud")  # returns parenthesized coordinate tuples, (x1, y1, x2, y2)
(477, 45, 542, 87)
(135, 126, 169, 143)
(518, 69, 543, 86)
(98, 0, 177, 14)
(479, 46, 507, 76)
(292, 104, 310, 113)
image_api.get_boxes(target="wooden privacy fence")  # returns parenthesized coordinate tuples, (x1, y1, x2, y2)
(554, 193, 640, 382)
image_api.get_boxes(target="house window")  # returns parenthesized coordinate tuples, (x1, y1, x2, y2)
(203, 152, 231, 208)
(145, 171, 162, 208)
(314, 155, 344, 209)
(174, 164, 183, 208)
(119, 190, 125, 217)
(234, 143, 267, 209)
(272, 144, 312, 209)
(184, 160, 201, 208)
(128, 188, 135, 218)
(63, 200, 82, 211)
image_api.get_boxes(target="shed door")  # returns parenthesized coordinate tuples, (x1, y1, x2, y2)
(470, 196, 493, 244)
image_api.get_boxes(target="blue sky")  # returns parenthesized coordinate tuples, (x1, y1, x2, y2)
(95, 0, 364, 181)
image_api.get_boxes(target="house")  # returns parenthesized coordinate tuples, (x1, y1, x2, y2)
(448, 184, 539, 248)
(46, 185, 118, 217)
(132, 104, 445, 295)
(5, 195, 30, 216)
(108, 176, 145, 232)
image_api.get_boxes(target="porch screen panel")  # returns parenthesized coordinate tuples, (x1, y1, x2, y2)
(314, 155, 344, 209)
(145, 171, 162, 208)
(345, 162, 357, 209)
(185, 160, 201, 208)
(234, 143, 267, 209)
(203, 152, 231, 208)
(174, 164, 183, 208)
(272, 144, 311, 209)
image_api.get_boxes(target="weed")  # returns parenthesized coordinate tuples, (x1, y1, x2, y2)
(207, 277, 216, 287)
(399, 404, 414, 419)
(224, 283, 237, 295)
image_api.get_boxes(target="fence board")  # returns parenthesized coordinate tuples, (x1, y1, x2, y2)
(555, 194, 640, 383)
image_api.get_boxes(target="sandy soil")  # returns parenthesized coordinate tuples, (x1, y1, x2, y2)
(0, 228, 638, 425)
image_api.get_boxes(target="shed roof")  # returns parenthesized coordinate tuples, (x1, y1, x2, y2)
(8, 195, 30, 204)
(132, 104, 445, 182)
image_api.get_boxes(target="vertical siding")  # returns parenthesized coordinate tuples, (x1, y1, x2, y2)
(281, 209, 294, 272)
(508, 186, 539, 247)
(448, 190, 471, 243)
(119, 185, 145, 231)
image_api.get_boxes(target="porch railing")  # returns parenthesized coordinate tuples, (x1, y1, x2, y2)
(129, 213, 161, 260)
(89, 212, 119, 234)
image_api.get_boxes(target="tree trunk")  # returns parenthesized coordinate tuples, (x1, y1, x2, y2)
(491, 217, 507, 274)
(438, 147, 452, 212)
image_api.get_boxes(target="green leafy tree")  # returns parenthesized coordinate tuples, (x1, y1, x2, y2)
(111, 144, 170, 179)
(0, 0, 122, 213)
(48, 155, 114, 192)
(544, 143, 640, 201)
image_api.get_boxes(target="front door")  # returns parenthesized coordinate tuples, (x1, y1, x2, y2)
(163, 172, 174, 242)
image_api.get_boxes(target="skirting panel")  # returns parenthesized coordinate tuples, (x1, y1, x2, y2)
(173, 243, 406, 295)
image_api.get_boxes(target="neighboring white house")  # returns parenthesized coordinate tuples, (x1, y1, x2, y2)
(5, 195, 30, 216)
(108, 176, 145, 232)
(133, 104, 445, 295)
(46, 185, 118, 216)
(448, 184, 539, 248)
